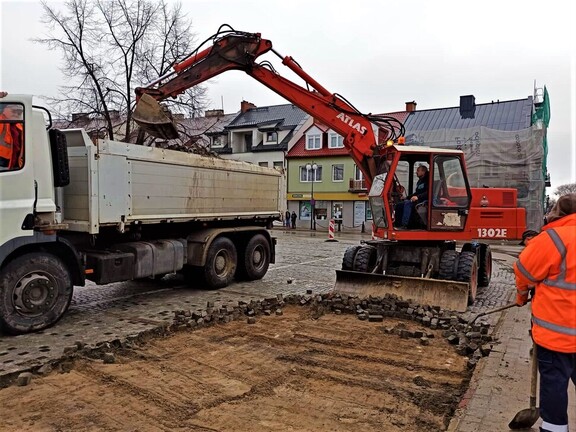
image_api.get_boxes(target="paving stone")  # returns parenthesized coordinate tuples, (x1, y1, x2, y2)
(17, 372, 33, 386)
(103, 353, 116, 364)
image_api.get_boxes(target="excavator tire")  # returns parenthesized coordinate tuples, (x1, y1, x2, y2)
(438, 250, 459, 280)
(478, 244, 492, 288)
(456, 251, 479, 304)
(342, 245, 361, 270)
(353, 246, 378, 273)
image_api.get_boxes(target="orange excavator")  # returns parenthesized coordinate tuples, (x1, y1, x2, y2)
(134, 25, 526, 311)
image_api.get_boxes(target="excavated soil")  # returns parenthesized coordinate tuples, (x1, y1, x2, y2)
(0, 307, 469, 431)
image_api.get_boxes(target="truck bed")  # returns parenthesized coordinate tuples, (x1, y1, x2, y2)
(60, 130, 281, 233)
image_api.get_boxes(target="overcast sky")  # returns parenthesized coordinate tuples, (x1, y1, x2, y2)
(1, 0, 575, 190)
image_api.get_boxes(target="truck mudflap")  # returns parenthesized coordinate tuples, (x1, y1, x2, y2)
(334, 270, 470, 312)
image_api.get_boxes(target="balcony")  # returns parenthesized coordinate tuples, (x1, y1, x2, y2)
(348, 178, 367, 192)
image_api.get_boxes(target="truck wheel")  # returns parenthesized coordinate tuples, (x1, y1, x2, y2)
(456, 251, 479, 304)
(203, 237, 237, 289)
(0, 253, 73, 335)
(237, 234, 271, 281)
(438, 250, 459, 280)
(353, 246, 377, 273)
(342, 245, 361, 270)
(478, 244, 492, 288)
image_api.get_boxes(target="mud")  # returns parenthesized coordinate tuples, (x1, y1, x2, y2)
(0, 307, 470, 431)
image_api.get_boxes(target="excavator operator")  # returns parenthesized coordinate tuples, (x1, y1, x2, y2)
(393, 165, 429, 229)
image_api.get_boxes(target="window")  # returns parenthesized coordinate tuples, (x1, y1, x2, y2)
(0, 102, 25, 172)
(354, 165, 364, 181)
(266, 131, 278, 142)
(332, 164, 344, 182)
(306, 134, 321, 150)
(273, 161, 284, 171)
(329, 132, 344, 148)
(299, 165, 322, 182)
(258, 161, 268, 168)
(211, 135, 224, 148)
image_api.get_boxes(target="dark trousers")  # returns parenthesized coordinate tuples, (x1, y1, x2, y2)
(537, 344, 576, 431)
(394, 200, 414, 227)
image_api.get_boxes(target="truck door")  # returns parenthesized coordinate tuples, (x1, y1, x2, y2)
(429, 155, 471, 231)
(0, 101, 35, 248)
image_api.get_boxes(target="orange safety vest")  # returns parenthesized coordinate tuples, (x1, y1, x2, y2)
(514, 213, 576, 353)
(0, 116, 23, 168)
(0, 118, 14, 161)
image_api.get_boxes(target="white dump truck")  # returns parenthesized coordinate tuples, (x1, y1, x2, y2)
(0, 95, 281, 334)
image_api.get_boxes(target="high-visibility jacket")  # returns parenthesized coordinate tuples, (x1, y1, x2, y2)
(0, 116, 23, 168)
(514, 213, 576, 353)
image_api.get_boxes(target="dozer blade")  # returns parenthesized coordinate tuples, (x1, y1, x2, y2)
(133, 93, 179, 140)
(334, 270, 470, 312)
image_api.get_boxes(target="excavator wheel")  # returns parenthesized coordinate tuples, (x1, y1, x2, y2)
(353, 246, 378, 273)
(478, 244, 492, 288)
(438, 250, 459, 280)
(342, 245, 361, 270)
(456, 251, 479, 304)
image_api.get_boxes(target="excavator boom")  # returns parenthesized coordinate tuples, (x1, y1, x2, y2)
(134, 29, 404, 182)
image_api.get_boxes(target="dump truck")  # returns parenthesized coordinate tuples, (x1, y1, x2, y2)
(131, 25, 527, 312)
(0, 95, 281, 334)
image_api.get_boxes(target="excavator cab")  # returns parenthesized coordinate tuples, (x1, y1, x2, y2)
(369, 146, 472, 237)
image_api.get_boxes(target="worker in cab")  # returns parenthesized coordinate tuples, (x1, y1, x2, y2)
(393, 164, 429, 229)
(514, 193, 576, 432)
(0, 95, 24, 170)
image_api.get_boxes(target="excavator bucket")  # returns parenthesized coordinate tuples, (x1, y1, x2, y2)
(334, 270, 470, 312)
(133, 93, 179, 139)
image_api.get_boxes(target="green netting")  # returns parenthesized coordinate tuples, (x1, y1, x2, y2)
(532, 86, 551, 127)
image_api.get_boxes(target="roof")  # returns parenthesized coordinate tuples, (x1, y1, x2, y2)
(226, 104, 308, 130)
(403, 97, 533, 132)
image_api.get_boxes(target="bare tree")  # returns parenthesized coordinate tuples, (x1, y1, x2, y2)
(35, 0, 206, 142)
(554, 183, 576, 197)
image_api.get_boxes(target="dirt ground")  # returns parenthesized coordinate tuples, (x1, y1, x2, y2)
(0, 307, 470, 432)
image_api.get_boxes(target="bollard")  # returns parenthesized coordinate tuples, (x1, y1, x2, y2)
(361, 221, 365, 233)
(325, 219, 339, 242)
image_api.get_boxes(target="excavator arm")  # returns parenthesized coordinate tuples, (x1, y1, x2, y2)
(134, 28, 404, 183)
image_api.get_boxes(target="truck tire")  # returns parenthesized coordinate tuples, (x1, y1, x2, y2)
(237, 234, 271, 281)
(478, 244, 492, 288)
(353, 246, 377, 273)
(456, 251, 479, 304)
(342, 245, 361, 270)
(438, 250, 459, 280)
(0, 252, 73, 335)
(203, 237, 237, 289)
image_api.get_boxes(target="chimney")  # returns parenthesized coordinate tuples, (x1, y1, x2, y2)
(405, 101, 417, 112)
(241, 100, 256, 113)
(459, 95, 476, 119)
(205, 109, 224, 117)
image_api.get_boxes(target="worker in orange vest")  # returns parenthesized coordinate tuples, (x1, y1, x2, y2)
(514, 193, 576, 432)
(0, 99, 24, 170)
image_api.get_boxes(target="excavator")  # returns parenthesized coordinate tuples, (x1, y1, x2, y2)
(133, 25, 527, 312)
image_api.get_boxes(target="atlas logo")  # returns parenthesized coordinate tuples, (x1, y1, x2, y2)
(336, 113, 367, 134)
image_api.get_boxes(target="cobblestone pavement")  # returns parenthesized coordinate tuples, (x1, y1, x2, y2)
(0, 230, 518, 380)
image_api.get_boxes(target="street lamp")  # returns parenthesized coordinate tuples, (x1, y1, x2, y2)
(306, 162, 318, 230)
